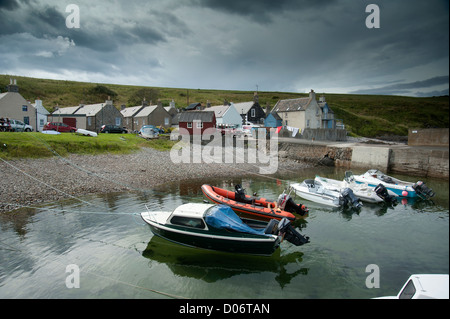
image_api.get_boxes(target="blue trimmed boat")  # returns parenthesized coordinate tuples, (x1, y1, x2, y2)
(353, 169, 434, 199)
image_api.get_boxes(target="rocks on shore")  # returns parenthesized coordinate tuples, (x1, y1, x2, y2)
(0, 148, 311, 212)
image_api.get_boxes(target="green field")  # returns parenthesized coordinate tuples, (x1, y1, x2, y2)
(1, 74, 449, 138)
(0, 132, 175, 159)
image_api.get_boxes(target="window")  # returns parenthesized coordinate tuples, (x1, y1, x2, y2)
(306, 119, 310, 127)
(251, 108, 256, 117)
(399, 280, 416, 299)
(196, 121, 203, 129)
(22, 105, 28, 112)
(115, 117, 121, 126)
(170, 216, 206, 229)
(88, 117, 92, 126)
(187, 122, 192, 128)
(164, 117, 169, 126)
(23, 117, 29, 125)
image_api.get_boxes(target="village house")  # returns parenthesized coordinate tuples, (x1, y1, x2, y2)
(233, 92, 266, 125)
(31, 98, 49, 132)
(164, 99, 179, 127)
(274, 90, 339, 130)
(0, 79, 38, 131)
(206, 103, 243, 129)
(133, 99, 172, 130)
(264, 111, 282, 128)
(120, 100, 147, 132)
(178, 111, 216, 135)
(48, 97, 124, 132)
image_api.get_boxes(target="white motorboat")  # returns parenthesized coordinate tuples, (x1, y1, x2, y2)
(353, 169, 435, 199)
(290, 179, 362, 209)
(376, 274, 449, 299)
(315, 172, 397, 204)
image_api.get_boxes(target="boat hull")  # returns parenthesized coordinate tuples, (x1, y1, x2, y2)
(290, 181, 342, 207)
(314, 176, 385, 204)
(353, 170, 418, 198)
(141, 212, 281, 256)
(201, 184, 297, 221)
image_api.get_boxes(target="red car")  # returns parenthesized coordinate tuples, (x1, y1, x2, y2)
(43, 122, 77, 132)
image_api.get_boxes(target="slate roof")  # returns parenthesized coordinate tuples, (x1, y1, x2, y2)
(274, 97, 312, 112)
(134, 105, 158, 117)
(121, 105, 144, 117)
(179, 111, 215, 122)
(74, 103, 104, 116)
(268, 111, 282, 120)
(206, 105, 230, 118)
(232, 101, 254, 114)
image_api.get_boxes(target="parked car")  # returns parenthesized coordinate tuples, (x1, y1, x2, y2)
(100, 125, 128, 134)
(43, 122, 76, 133)
(3, 119, 34, 132)
(139, 125, 164, 134)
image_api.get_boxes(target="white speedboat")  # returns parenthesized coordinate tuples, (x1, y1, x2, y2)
(315, 172, 397, 204)
(376, 274, 449, 299)
(353, 169, 434, 199)
(290, 179, 362, 209)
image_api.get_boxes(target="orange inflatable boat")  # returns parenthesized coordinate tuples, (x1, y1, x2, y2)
(201, 184, 308, 221)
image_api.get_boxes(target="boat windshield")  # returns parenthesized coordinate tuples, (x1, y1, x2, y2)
(204, 205, 267, 235)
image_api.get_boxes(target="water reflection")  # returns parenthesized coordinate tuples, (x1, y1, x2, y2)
(142, 235, 308, 288)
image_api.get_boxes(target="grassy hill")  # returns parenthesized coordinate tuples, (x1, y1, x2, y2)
(1, 74, 448, 138)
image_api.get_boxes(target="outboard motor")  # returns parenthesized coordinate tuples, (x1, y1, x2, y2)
(374, 183, 397, 204)
(341, 188, 363, 209)
(413, 181, 435, 199)
(234, 184, 247, 202)
(277, 218, 309, 246)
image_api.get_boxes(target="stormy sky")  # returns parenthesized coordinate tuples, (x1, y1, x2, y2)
(0, 0, 448, 96)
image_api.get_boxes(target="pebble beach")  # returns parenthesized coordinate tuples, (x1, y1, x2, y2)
(0, 147, 310, 212)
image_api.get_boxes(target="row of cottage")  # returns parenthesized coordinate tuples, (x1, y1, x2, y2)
(1, 79, 343, 137)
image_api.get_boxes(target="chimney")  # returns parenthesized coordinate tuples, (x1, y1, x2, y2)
(142, 97, 149, 106)
(121, 104, 126, 111)
(7, 78, 19, 93)
(253, 92, 259, 104)
(170, 99, 175, 109)
(206, 100, 211, 108)
(157, 98, 162, 107)
(309, 89, 316, 101)
(105, 96, 113, 106)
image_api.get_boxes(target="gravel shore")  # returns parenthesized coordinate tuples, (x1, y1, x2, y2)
(0, 147, 311, 212)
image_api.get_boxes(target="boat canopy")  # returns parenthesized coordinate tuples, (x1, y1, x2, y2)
(205, 205, 267, 236)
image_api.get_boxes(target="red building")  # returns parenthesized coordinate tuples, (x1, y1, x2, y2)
(179, 111, 216, 135)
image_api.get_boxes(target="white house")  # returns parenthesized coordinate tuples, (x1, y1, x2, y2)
(32, 98, 49, 132)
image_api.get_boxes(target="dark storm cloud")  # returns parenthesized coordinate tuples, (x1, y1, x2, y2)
(0, 2, 170, 52)
(0, 0, 20, 10)
(192, 0, 337, 23)
(0, 0, 448, 96)
(350, 76, 450, 95)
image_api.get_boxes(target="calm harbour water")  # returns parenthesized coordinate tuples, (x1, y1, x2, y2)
(0, 167, 448, 299)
